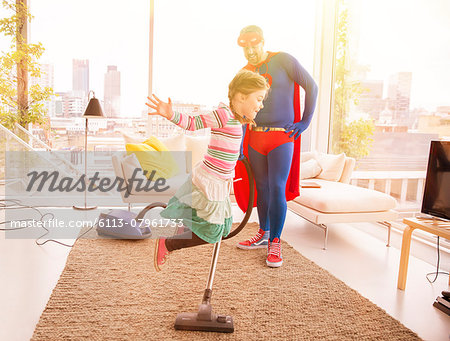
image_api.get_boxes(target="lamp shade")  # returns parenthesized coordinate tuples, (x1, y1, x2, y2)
(83, 96, 104, 118)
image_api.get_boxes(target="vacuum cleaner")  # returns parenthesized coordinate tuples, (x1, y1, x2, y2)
(95, 158, 254, 333)
(95, 202, 167, 239)
(173, 157, 255, 333)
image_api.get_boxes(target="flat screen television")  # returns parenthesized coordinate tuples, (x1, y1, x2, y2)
(421, 141, 450, 221)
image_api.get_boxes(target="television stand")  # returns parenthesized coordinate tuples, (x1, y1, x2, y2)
(415, 215, 450, 225)
(397, 217, 450, 290)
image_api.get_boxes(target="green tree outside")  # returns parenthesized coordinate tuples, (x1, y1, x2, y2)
(331, 0, 374, 160)
(0, 0, 53, 130)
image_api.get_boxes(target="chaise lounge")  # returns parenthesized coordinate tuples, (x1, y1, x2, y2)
(287, 151, 398, 249)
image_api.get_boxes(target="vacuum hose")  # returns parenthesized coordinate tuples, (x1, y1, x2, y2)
(224, 156, 254, 240)
(135, 201, 167, 222)
(135, 156, 254, 239)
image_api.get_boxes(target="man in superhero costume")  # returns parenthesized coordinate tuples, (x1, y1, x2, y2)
(234, 25, 318, 267)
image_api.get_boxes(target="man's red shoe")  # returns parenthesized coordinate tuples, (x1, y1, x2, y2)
(266, 238, 283, 267)
(236, 228, 269, 249)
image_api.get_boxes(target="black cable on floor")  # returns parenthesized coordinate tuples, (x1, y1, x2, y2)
(1, 199, 92, 248)
(426, 236, 450, 283)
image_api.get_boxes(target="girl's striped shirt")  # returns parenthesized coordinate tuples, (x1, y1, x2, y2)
(169, 103, 242, 179)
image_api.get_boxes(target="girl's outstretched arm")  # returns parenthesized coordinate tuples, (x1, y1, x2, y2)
(147, 94, 231, 132)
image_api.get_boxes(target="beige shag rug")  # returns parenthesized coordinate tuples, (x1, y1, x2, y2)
(32, 223, 420, 340)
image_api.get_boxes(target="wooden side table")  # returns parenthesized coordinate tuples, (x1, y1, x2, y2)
(397, 217, 450, 290)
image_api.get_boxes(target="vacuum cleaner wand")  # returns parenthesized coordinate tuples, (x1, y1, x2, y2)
(174, 238, 234, 333)
(173, 157, 254, 333)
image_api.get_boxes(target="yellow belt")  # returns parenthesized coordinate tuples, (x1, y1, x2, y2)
(250, 126, 286, 132)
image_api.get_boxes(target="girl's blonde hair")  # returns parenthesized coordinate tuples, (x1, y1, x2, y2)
(228, 69, 269, 125)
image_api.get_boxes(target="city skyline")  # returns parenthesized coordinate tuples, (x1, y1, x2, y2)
(40, 58, 440, 120)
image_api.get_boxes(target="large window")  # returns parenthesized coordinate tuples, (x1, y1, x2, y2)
(29, 0, 150, 119)
(330, 0, 450, 169)
(329, 0, 450, 205)
(153, 0, 316, 108)
(8, 0, 151, 150)
(29, 0, 150, 117)
(13, 1, 317, 147)
(152, 0, 317, 144)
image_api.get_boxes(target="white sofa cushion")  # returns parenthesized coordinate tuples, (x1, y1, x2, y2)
(120, 153, 156, 195)
(300, 159, 322, 179)
(315, 152, 346, 182)
(185, 135, 209, 167)
(294, 179, 397, 213)
(160, 134, 186, 152)
(121, 153, 147, 182)
(122, 132, 145, 144)
(339, 157, 356, 184)
(300, 151, 315, 163)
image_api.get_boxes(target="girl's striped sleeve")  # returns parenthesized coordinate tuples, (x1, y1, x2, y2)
(169, 108, 231, 131)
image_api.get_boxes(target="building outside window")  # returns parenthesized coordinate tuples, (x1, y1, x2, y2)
(329, 0, 450, 208)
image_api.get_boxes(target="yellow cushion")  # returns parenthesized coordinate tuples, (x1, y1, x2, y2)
(143, 136, 169, 152)
(125, 143, 155, 153)
(125, 142, 179, 180)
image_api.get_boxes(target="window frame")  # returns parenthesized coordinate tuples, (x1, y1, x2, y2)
(310, 0, 339, 154)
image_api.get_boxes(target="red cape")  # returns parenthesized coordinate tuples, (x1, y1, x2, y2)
(233, 56, 302, 212)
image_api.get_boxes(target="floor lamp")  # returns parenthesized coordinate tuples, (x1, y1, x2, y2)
(73, 91, 104, 210)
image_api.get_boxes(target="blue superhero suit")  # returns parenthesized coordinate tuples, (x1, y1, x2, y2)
(234, 51, 318, 241)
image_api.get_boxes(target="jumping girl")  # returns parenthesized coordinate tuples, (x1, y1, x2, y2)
(145, 70, 269, 271)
